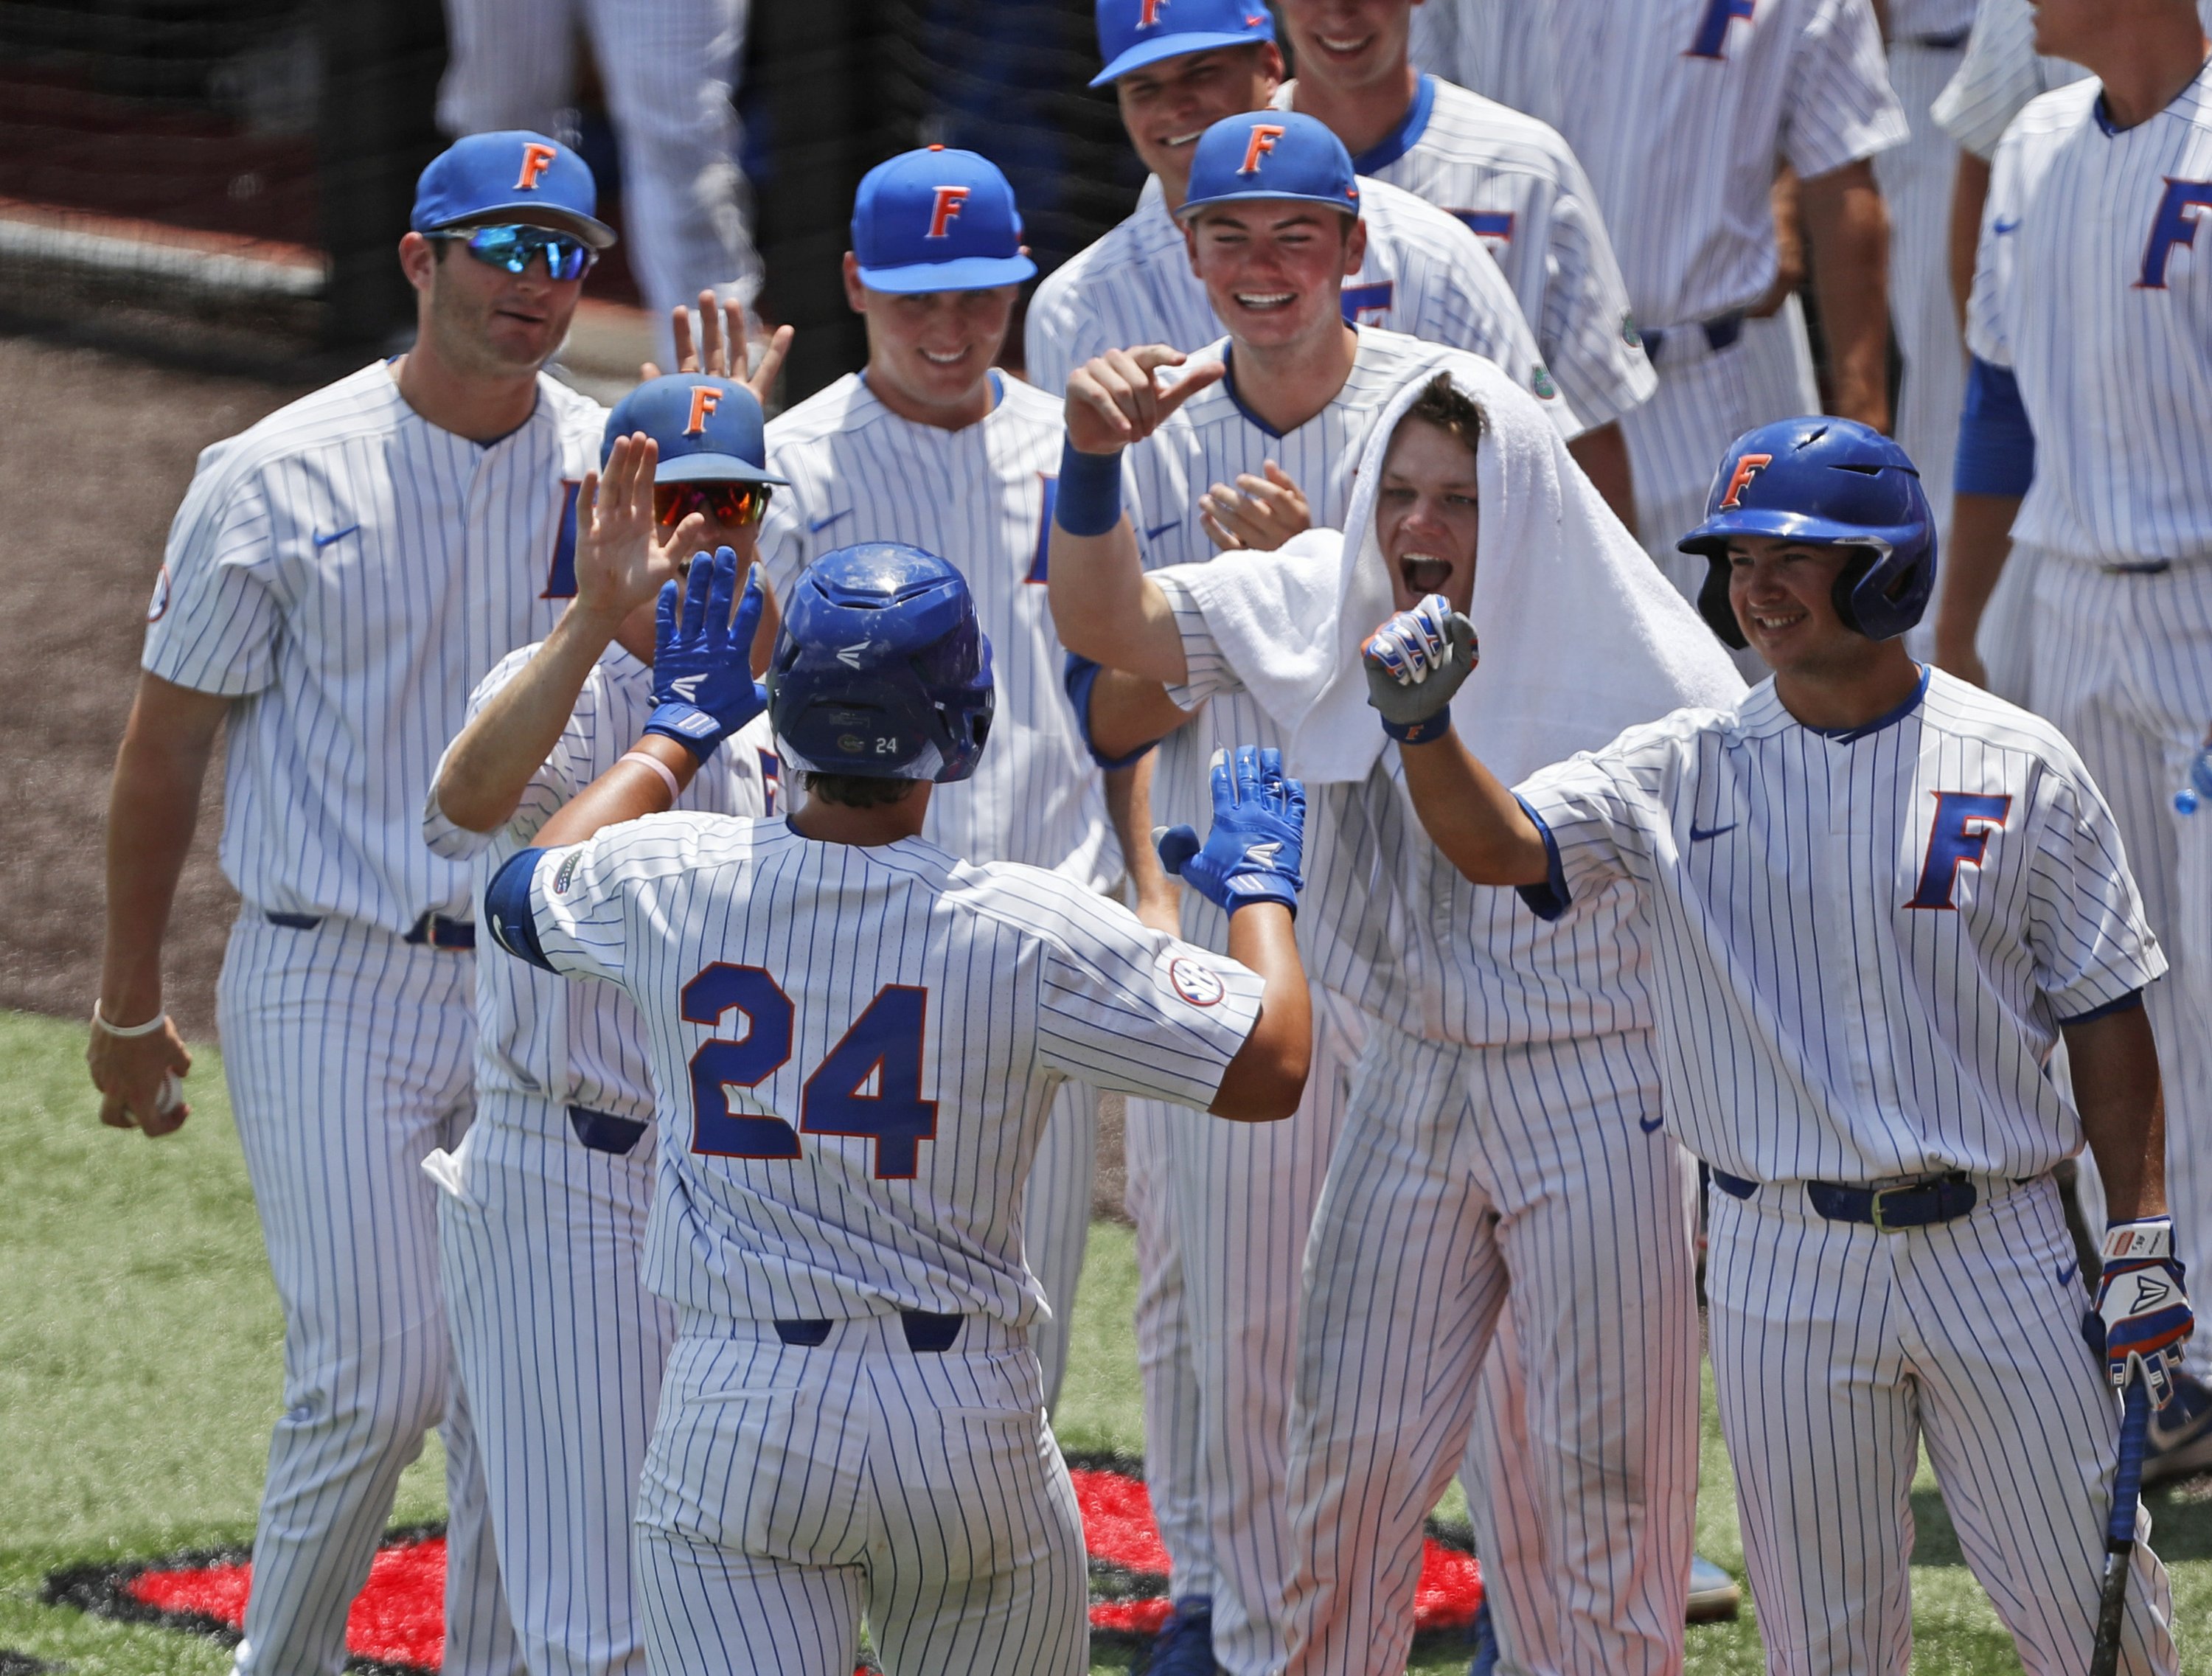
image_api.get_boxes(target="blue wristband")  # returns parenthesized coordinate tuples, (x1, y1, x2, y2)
(1380, 712, 1453, 745)
(1056, 439, 1124, 537)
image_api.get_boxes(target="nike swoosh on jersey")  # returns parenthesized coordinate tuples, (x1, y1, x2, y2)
(1688, 821, 1737, 843)
(1144, 520, 1182, 541)
(312, 524, 361, 549)
(809, 509, 854, 535)
(1992, 218, 2020, 236)
(2056, 1259, 2079, 1286)
(1638, 1113, 1665, 1133)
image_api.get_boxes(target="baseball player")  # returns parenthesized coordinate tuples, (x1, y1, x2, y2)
(1024, 0, 1575, 434)
(1061, 352, 1745, 1676)
(1046, 111, 1488, 1675)
(1941, 0, 2212, 1483)
(751, 145, 1116, 1414)
(86, 131, 616, 1676)
(1269, 0, 1658, 526)
(437, 0, 762, 366)
(1363, 414, 2187, 1675)
(419, 374, 783, 1676)
(479, 540, 1317, 1675)
(1413, 0, 1907, 605)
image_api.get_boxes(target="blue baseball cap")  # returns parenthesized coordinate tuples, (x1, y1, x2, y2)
(1091, 0, 1276, 87)
(411, 131, 616, 249)
(1177, 111, 1361, 220)
(601, 376, 787, 486)
(850, 145, 1037, 293)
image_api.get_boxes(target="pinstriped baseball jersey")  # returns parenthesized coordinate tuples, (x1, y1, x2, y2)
(756, 372, 1113, 889)
(1967, 63, 2212, 567)
(1931, 0, 2090, 161)
(1123, 327, 1447, 984)
(1022, 173, 1575, 433)
(1507, 0, 1907, 330)
(143, 361, 605, 931)
(1408, 0, 1567, 129)
(1284, 74, 1658, 429)
(1514, 668, 2167, 1183)
(423, 644, 776, 1130)
(514, 815, 1265, 1324)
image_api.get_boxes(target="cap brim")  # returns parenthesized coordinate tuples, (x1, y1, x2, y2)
(1677, 509, 1906, 555)
(1090, 31, 1270, 86)
(854, 253, 1038, 293)
(430, 204, 619, 250)
(1174, 189, 1359, 220)
(653, 452, 790, 487)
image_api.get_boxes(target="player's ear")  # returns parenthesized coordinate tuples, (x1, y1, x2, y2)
(841, 253, 869, 316)
(1254, 40, 1285, 95)
(398, 231, 439, 295)
(1343, 217, 1368, 277)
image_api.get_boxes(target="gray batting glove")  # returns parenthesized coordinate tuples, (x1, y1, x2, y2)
(1362, 596, 1478, 744)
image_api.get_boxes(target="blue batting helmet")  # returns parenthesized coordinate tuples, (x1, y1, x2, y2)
(1676, 418, 1937, 650)
(768, 543, 994, 784)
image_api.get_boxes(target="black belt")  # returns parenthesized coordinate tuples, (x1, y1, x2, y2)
(1640, 310, 1745, 363)
(263, 910, 476, 950)
(772, 1311, 966, 1352)
(567, 1105, 649, 1155)
(1711, 1167, 1983, 1231)
(1908, 27, 1970, 49)
(2101, 559, 2174, 576)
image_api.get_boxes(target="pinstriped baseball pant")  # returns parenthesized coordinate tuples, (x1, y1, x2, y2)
(2031, 557, 2212, 1382)
(218, 914, 518, 1676)
(1281, 1023, 1696, 1676)
(632, 1314, 1088, 1676)
(1707, 1174, 2175, 1675)
(434, 1096, 678, 1675)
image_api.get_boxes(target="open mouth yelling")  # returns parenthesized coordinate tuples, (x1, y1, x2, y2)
(1399, 552, 1453, 595)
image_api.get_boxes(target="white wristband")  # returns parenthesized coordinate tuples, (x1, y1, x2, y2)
(619, 751, 684, 802)
(93, 1002, 170, 1039)
(2102, 1217, 2174, 1263)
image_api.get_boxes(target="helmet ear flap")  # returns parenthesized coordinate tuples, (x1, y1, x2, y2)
(1830, 546, 1876, 637)
(1697, 551, 1749, 650)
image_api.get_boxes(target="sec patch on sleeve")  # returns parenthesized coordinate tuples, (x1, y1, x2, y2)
(1167, 954, 1227, 1007)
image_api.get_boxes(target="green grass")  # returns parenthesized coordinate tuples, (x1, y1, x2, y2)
(4, 1004, 2210, 1672)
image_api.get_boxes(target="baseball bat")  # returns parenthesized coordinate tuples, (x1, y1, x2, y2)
(2089, 1378, 2154, 1676)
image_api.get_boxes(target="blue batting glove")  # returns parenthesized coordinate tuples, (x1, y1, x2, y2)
(644, 548, 768, 762)
(1154, 745, 1306, 915)
(2096, 1217, 2194, 1408)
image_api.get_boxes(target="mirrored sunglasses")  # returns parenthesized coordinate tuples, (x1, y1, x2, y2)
(434, 223, 597, 282)
(655, 481, 771, 528)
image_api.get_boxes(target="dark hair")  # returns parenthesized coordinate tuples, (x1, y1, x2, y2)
(1399, 374, 1485, 459)
(801, 771, 922, 809)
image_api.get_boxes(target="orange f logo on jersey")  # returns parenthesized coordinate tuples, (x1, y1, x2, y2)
(1719, 452, 1773, 510)
(515, 142, 559, 192)
(926, 186, 971, 239)
(1138, 0, 1166, 25)
(1239, 124, 1285, 176)
(685, 386, 723, 436)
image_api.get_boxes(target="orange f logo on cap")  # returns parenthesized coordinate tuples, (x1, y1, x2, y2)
(1719, 452, 1772, 510)
(926, 185, 971, 239)
(685, 386, 723, 437)
(1139, 0, 1167, 24)
(1239, 123, 1285, 176)
(515, 142, 559, 191)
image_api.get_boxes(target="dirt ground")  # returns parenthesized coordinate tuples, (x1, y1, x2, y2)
(0, 335, 305, 1043)
(0, 331, 1130, 1211)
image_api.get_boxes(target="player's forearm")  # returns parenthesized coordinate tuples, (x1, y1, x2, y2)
(535, 734, 697, 848)
(100, 677, 228, 1020)
(1566, 423, 1638, 535)
(1948, 153, 1992, 334)
(1107, 757, 1181, 935)
(1802, 161, 1893, 431)
(1211, 903, 1311, 1122)
(1091, 668, 1192, 762)
(1397, 731, 1551, 889)
(436, 605, 619, 832)
(1048, 521, 1187, 684)
(2065, 1004, 2168, 1224)
(1933, 493, 2022, 678)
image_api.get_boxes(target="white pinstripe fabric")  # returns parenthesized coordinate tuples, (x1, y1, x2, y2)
(146, 364, 601, 1676)
(1877, 38, 1969, 539)
(218, 914, 518, 1676)
(1706, 1175, 2175, 1675)
(633, 1315, 1088, 1675)
(756, 369, 1113, 1408)
(1279, 1026, 1697, 1676)
(2029, 557, 2212, 1377)
(1329, 74, 1659, 429)
(1407, 0, 1568, 130)
(437, 0, 765, 360)
(1519, 670, 2166, 1183)
(1930, 0, 2093, 162)
(1023, 174, 1573, 432)
(426, 650, 772, 1675)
